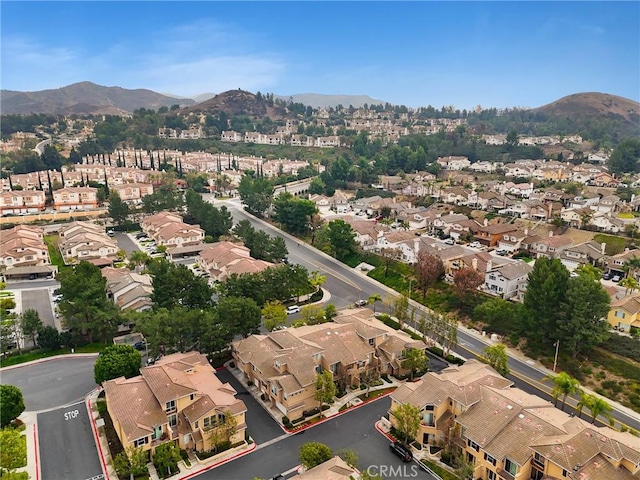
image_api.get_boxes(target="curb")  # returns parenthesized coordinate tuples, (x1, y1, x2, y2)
(374, 420, 395, 442)
(179, 441, 257, 480)
(86, 389, 111, 480)
(0, 353, 99, 371)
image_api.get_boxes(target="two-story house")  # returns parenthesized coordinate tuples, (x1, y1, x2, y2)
(58, 221, 118, 263)
(110, 183, 154, 204)
(53, 187, 98, 210)
(558, 241, 607, 271)
(0, 225, 50, 269)
(474, 223, 519, 248)
(484, 261, 533, 300)
(197, 241, 273, 282)
(0, 190, 46, 215)
(104, 352, 247, 456)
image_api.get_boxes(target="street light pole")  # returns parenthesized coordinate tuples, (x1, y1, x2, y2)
(553, 340, 560, 373)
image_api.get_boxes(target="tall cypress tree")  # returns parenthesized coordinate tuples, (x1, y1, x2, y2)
(60, 169, 65, 187)
(38, 173, 43, 191)
(8, 176, 13, 191)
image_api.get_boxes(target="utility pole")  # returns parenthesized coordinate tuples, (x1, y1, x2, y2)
(553, 340, 560, 373)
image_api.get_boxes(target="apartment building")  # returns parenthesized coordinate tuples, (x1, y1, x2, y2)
(0, 225, 50, 269)
(141, 212, 205, 247)
(0, 190, 46, 215)
(196, 241, 273, 282)
(58, 221, 118, 263)
(53, 187, 99, 210)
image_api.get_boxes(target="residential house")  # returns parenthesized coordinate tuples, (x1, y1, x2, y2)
(440, 187, 473, 206)
(232, 309, 424, 420)
(141, 212, 205, 247)
(558, 241, 607, 271)
(376, 231, 420, 263)
(0, 190, 46, 215)
(315, 136, 341, 148)
(591, 172, 621, 188)
(432, 213, 471, 240)
(608, 294, 640, 332)
(53, 187, 99, 210)
(102, 267, 153, 312)
(497, 182, 534, 198)
(389, 359, 640, 480)
(331, 190, 353, 214)
(103, 352, 247, 455)
(484, 261, 533, 299)
(58, 221, 118, 263)
(110, 183, 154, 204)
(605, 249, 640, 278)
(309, 194, 331, 214)
(596, 195, 621, 214)
(496, 229, 530, 253)
(347, 220, 389, 251)
(474, 223, 519, 248)
(529, 234, 573, 259)
(591, 213, 625, 234)
(197, 241, 273, 282)
(220, 131, 244, 142)
(0, 225, 50, 269)
(437, 156, 470, 171)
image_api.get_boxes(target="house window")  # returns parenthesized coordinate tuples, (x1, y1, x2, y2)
(168, 414, 177, 427)
(487, 471, 496, 480)
(533, 452, 545, 469)
(562, 470, 568, 478)
(190, 394, 195, 401)
(194, 421, 198, 429)
(504, 458, 518, 475)
(615, 311, 626, 319)
(133, 436, 149, 448)
(203, 417, 210, 428)
(165, 400, 176, 413)
(368, 338, 375, 346)
(467, 439, 480, 452)
(484, 453, 496, 466)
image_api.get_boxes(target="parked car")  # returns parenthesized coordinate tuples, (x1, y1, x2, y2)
(612, 274, 622, 282)
(444, 238, 455, 245)
(354, 299, 367, 307)
(495, 249, 508, 256)
(286, 305, 301, 315)
(389, 442, 413, 462)
(469, 241, 481, 248)
(133, 341, 146, 351)
(602, 272, 612, 280)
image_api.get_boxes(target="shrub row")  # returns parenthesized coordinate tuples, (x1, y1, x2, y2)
(600, 336, 640, 363)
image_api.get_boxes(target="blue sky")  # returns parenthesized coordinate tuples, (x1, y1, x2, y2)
(2, 1, 639, 109)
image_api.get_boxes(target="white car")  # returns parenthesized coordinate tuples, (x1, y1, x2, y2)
(469, 241, 481, 248)
(286, 305, 301, 315)
(444, 238, 455, 245)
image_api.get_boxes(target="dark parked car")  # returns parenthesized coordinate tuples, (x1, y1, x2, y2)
(133, 341, 146, 351)
(602, 272, 612, 280)
(389, 441, 413, 462)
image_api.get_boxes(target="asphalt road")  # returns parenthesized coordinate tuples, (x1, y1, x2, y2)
(1, 357, 97, 411)
(38, 401, 103, 480)
(217, 198, 640, 432)
(199, 394, 437, 480)
(21, 288, 56, 329)
(113, 231, 139, 255)
(216, 368, 286, 444)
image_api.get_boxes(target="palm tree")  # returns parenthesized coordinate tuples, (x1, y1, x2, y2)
(576, 390, 592, 420)
(623, 256, 640, 279)
(575, 264, 602, 281)
(589, 397, 613, 424)
(619, 276, 639, 296)
(367, 293, 382, 313)
(545, 372, 581, 411)
(309, 270, 326, 292)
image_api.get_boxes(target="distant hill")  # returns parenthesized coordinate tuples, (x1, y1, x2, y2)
(274, 93, 387, 109)
(533, 92, 640, 121)
(192, 92, 217, 103)
(1, 81, 195, 115)
(183, 89, 286, 118)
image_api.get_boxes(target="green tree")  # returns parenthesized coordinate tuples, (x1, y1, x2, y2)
(94, 344, 142, 385)
(302, 305, 326, 325)
(128, 250, 150, 270)
(324, 303, 337, 321)
(148, 259, 214, 310)
(505, 129, 519, 148)
(262, 300, 287, 331)
(0, 428, 26, 475)
(392, 402, 421, 445)
(325, 219, 357, 260)
(108, 191, 130, 227)
(522, 257, 570, 346)
(184, 189, 233, 241)
(588, 396, 613, 424)
(336, 449, 358, 469)
(402, 347, 429, 380)
(452, 268, 484, 300)
(545, 372, 580, 411)
(20, 308, 43, 347)
(367, 293, 382, 313)
(238, 176, 274, 218)
(575, 264, 602, 281)
(57, 261, 120, 343)
(392, 294, 410, 329)
(315, 371, 336, 416)
(482, 343, 510, 376)
(272, 192, 318, 235)
(576, 390, 592, 420)
(113, 447, 148, 479)
(217, 296, 262, 337)
(299, 442, 333, 470)
(473, 298, 522, 336)
(0, 385, 25, 427)
(207, 410, 238, 452)
(608, 138, 640, 174)
(152, 441, 182, 477)
(620, 276, 639, 296)
(559, 275, 610, 358)
(37, 325, 61, 350)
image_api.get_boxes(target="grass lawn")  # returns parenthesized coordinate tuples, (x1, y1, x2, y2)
(357, 387, 396, 402)
(0, 342, 106, 367)
(618, 213, 634, 219)
(44, 235, 71, 274)
(593, 233, 631, 255)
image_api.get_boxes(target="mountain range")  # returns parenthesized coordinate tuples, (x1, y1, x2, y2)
(1, 83, 639, 138)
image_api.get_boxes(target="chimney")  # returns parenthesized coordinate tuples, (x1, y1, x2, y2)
(472, 257, 478, 271)
(601, 242, 606, 255)
(484, 218, 489, 227)
(548, 230, 554, 237)
(524, 228, 529, 236)
(486, 259, 493, 273)
(414, 238, 420, 255)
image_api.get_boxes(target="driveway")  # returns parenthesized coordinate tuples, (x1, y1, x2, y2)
(1, 356, 97, 411)
(38, 401, 103, 480)
(215, 368, 284, 444)
(21, 288, 57, 330)
(113, 231, 140, 255)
